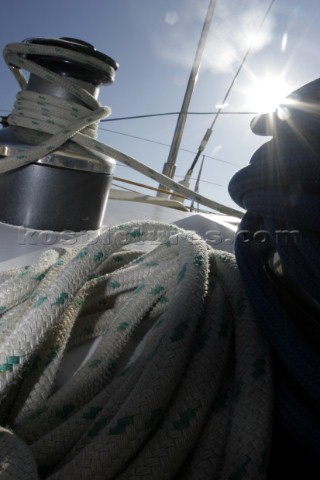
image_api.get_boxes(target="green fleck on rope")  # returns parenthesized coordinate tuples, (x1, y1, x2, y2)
(55, 258, 64, 266)
(148, 335, 165, 360)
(155, 318, 164, 328)
(107, 359, 117, 372)
(87, 416, 113, 437)
(194, 255, 204, 267)
(170, 321, 189, 342)
(173, 407, 198, 431)
(32, 272, 46, 282)
(74, 248, 89, 260)
(55, 404, 75, 420)
(109, 414, 135, 435)
(117, 322, 129, 332)
(82, 406, 103, 420)
(19, 265, 30, 277)
(129, 229, 144, 239)
(135, 284, 145, 294)
(30, 405, 48, 420)
(177, 263, 187, 283)
(159, 295, 169, 304)
(110, 280, 121, 289)
(0, 363, 13, 373)
(87, 359, 102, 369)
(32, 295, 48, 308)
(51, 292, 69, 307)
(149, 285, 165, 295)
(8, 355, 22, 365)
(218, 253, 231, 264)
(94, 251, 104, 262)
(0, 356, 24, 373)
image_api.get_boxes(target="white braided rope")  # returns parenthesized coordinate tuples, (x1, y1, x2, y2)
(0, 221, 272, 479)
(2, 42, 241, 217)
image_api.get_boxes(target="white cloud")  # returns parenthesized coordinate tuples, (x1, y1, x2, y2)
(165, 11, 179, 26)
(203, 5, 275, 74)
(156, 1, 275, 75)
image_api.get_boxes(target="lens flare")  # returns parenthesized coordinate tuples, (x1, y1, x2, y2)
(246, 75, 291, 113)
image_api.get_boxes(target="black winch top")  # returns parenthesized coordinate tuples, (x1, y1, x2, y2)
(21, 37, 119, 85)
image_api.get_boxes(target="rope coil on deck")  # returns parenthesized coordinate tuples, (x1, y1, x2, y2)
(229, 77, 320, 461)
(0, 221, 272, 479)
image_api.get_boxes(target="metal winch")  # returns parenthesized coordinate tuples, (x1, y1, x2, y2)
(0, 37, 118, 231)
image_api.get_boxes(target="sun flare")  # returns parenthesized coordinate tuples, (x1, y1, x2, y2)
(246, 75, 291, 113)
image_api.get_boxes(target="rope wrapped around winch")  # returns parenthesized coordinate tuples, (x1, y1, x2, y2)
(1, 41, 241, 217)
(0, 221, 272, 479)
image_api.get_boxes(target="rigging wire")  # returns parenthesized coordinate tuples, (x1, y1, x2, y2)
(113, 165, 227, 189)
(112, 176, 186, 198)
(175, 173, 226, 188)
(0, 109, 258, 168)
(101, 111, 259, 121)
(0, 114, 232, 189)
(112, 174, 226, 193)
(0, 108, 259, 116)
(188, 0, 276, 172)
(0, 109, 260, 126)
(99, 127, 240, 167)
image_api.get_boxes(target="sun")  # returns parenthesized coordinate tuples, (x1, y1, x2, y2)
(245, 75, 291, 113)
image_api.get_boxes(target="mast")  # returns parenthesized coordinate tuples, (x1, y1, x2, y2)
(157, 0, 217, 196)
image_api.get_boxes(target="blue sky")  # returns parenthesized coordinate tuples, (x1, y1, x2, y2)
(0, 0, 319, 211)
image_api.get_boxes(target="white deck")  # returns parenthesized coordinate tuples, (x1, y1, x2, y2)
(0, 199, 237, 270)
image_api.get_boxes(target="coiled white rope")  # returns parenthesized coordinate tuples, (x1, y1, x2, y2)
(0, 221, 272, 479)
(2, 42, 241, 217)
